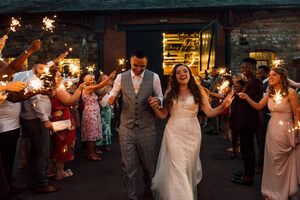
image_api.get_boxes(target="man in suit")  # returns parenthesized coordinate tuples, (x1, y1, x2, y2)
(109, 50, 163, 200)
(231, 58, 263, 185)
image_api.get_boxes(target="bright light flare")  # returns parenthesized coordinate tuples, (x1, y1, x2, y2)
(9, 17, 21, 32)
(273, 89, 283, 104)
(42, 17, 55, 32)
(272, 58, 284, 68)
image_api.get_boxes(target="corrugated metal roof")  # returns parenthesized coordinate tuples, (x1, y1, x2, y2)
(0, 0, 300, 13)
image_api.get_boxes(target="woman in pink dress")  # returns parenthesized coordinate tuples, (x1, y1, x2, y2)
(81, 73, 115, 161)
(238, 67, 300, 200)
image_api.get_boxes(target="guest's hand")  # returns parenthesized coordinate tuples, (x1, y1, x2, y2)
(78, 82, 86, 90)
(53, 51, 69, 64)
(108, 95, 116, 105)
(148, 96, 160, 109)
(43, 120, 53, 132)
(222, 90, 235, 109)
(237, 92, 249, 100)
(4, 81, 27, 92)
(0, 92, 7, 104)
(26, 39, 41, 54)
(297, 107, 300, 112)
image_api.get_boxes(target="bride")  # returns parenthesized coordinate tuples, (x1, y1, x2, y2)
(148, 63, 234, 200)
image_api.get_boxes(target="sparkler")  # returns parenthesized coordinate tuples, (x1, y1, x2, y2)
(272, 58, 284, 68)
(273, 89, 283, 104)
(219, 67, 227, 75)
(6, 17, 21, 35)
(86, 64, 95, 74)
(24, 77, 44, 94)
(69, 64, 80, 75)
(218, 80, 230, 94)
(116, 58, 126, 73)
(40, 16, 56, 39)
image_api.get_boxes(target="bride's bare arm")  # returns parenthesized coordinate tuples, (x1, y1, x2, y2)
(200, 87, 234, 118)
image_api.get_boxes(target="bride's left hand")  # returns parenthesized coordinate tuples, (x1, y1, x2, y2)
(222, 90, 235, 109)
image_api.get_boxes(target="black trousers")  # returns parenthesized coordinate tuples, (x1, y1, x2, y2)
(0, 153, 10, 198)
(21, 119, 50, 187)
(0, 128, 20, 185)
(238, 127, 256, 178)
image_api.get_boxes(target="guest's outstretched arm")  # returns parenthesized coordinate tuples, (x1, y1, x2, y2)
(288, 78, 300, 89)
(238, 92, 269, 110)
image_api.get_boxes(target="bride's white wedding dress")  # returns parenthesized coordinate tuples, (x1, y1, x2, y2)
(152, 96, 202, 200)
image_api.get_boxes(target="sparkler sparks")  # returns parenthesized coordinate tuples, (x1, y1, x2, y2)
(272, 58, 284, 68)
(40, 16, 56, 39)
(42, 16, 56, 32)
(218, 80, 230, 94)
(273, 89, 283, 104)
(69, 64, 80, 75)
(9, 17, 21, 33)
(86, 64, 95, 74)
(219, 67, 227, 75)
(118, 58, 126, 66)
(24, 77, 44, 94)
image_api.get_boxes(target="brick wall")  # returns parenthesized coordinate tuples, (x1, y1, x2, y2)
(231, 16, 300, 81)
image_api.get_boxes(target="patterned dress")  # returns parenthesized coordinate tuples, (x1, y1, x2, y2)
(50, 97, 76, 163)
(81, 92, 102, 141)
(96, 104, 112, 146)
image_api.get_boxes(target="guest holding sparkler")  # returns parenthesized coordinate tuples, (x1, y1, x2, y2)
(0, 36, 41, 81)
(231, 57, 263, 186)
(48, 66, 86, 180)
(81, 72, 115, 161)
(0, 80, 27, 200)
(13, 60, 60, 193)
(96, 73, 114, 152)
(238, 67, 300, 200)
(229, 79, 246, 159)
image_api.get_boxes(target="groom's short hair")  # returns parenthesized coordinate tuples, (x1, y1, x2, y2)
(131, 50, 147, 59)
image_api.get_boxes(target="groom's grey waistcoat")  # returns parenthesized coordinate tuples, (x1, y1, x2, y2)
(120, 69, 155, 129)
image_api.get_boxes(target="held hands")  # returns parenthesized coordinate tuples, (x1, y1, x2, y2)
(108, 95, 116, 105)
(148, 96, 160, 110)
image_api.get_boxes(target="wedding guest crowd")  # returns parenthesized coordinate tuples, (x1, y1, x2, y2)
(0, 32, 299, 200)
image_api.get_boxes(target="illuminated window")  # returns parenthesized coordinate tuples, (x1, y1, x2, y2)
(162, 32, 200, 76)
(249, 51, 276, 67)
(60, 58, 81, 78)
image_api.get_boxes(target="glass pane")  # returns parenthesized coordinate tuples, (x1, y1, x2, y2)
(163, 32, 200, 75)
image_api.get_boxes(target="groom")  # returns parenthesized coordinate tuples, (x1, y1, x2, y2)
(109, 50, 163, 200)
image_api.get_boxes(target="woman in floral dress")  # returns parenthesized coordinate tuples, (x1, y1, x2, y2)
(81, 72, 115, 160)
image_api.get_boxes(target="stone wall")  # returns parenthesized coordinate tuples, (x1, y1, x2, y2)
(231, 16, 300, 81)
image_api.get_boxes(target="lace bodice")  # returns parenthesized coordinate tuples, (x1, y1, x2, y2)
(169, 96, 199, 119)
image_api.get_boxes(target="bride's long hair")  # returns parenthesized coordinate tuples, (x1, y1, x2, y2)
(268, 67, 289, 97)
(164, 63, 203, 109)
